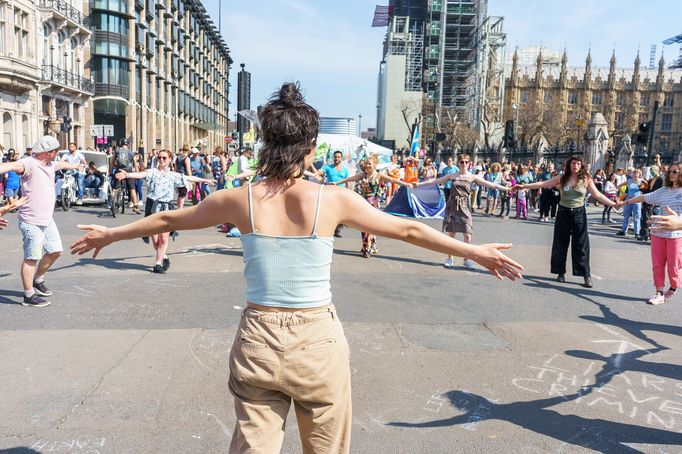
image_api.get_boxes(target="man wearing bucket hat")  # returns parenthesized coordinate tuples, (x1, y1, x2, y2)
(0, 135, 80, 307)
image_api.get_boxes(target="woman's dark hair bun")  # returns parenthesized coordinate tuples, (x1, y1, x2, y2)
(278, 82, 304, 106)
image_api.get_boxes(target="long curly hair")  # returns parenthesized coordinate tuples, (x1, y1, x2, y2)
(256, 82, 319, 180)
(560, 155, 589, 187)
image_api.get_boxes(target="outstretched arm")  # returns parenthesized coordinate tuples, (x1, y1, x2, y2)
(333, 173, 364, 186)
(649, 207, 682, 232)
(0, 161, 26, 175)
(70, 191, 236, 257)
(417, 174, 454, 187)
(0, 196, 29, 229)
(518, 175, 560, 190)
(473, 175, 509, 192)
(115, 169, 148, 180)
(185, 175, 216, 186)
(587, 179, 617, 207)
(336, 189, 523, 280)
(380, 173, 413, 188)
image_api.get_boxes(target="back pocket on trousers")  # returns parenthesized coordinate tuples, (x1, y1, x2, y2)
(300, 338, 336, 351)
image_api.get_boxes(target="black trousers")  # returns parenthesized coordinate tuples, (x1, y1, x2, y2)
(539, 189, 558, 218)
(640, 203, 653, 239)
(551, 205, 590, 277)
(499, 196, 511, 216)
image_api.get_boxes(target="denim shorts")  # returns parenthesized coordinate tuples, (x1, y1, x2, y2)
(4, 188, 18, 198)
(19, 219, 63, 260)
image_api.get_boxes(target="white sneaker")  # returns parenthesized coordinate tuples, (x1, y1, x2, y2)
(664, 289, 677, 303)
(463, 259, 478, 270)
(443, 258, 454, 269)
(647, 292, 665, 305)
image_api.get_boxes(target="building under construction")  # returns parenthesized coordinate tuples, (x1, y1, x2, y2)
(376, 0, 506, 149)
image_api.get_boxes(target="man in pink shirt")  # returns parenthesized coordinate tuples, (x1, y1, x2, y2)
(0, 136, 79, 307)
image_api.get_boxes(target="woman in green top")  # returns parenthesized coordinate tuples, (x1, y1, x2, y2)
(516, 155, 617, 288)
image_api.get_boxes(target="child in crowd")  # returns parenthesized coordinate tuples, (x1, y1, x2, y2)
(516, 187, 528, 219)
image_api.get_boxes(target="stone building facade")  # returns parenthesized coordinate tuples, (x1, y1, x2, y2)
(504, 47, 682, 163)
(0, 0, 93, 152)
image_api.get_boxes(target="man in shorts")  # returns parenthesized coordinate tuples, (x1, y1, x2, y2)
(110, 138, 140, 213)
(0, 136, 80, 307)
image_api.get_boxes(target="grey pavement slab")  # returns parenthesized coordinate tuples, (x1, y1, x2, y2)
(0, 205, 681, 453)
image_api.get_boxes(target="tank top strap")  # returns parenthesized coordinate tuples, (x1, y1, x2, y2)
(247, 182, 257, 233)
(310, 184, 324, 237)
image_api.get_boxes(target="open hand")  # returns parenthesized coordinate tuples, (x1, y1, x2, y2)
(0, 217, 8, 229)
(470, 243, 524, 281)
(206, 179, 217, 187)
(0, 196, 29, 216)
(70, 224, 113, 258)
(649, 206, 682, 233)
(114, 170, 127, 181)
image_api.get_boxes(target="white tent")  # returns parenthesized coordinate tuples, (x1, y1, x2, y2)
(315, 133, 393, 167)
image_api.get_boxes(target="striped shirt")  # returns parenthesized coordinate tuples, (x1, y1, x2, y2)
(644, 187, 682, 239)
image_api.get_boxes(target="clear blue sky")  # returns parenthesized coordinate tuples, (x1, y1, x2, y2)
(202, 0, 682, 130)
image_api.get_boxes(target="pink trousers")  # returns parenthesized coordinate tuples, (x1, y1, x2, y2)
(650, 235, 682, 290)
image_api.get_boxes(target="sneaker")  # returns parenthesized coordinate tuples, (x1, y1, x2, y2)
(556, 273, 566, 283)
(443, 258, 454, 268)
(664, 288, 677, 303)
(22, 294, 51, 307)
(152, 264, 166, 274)
(76, 199, 83, 206)
(463, 259, 478, 270)
(616, 231, 625, 236)
(137, 201, 144, 207)
(583, 276, 593, 288)
(162, 257, 170, 271)
(648, 292, 666, 305)
(32, 281, 53, 297)
(609, 219, 618, 224)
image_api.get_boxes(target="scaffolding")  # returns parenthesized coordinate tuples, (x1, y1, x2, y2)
(386, 16, 424, 92)
(476, 15, 506, 137)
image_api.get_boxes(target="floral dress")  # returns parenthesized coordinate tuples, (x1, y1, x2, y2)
(355, 173, 385, 257)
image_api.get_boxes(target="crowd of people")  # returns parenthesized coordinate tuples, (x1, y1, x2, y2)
(0, 80, 680, 453)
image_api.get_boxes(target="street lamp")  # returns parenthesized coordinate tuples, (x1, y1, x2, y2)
(358, 114, 362, 136)
(511, 103, 519, 162)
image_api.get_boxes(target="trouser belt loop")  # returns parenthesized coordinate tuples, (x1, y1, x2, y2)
(328, 307, 335, 320)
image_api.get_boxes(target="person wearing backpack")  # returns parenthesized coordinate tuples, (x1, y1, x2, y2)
(110, 138, 140, 213)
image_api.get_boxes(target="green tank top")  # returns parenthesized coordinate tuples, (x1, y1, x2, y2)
(559, 183, 588, 208)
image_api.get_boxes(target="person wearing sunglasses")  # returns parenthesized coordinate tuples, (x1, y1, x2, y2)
(621, 162, 682, 305)
(114, 150, 215, 273)
(418, 154, 511, 269)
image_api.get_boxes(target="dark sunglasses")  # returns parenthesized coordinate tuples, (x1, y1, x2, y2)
(459, 160, 469, 164)
(158, 156, 169, 160)
(671, 170, 680, 174)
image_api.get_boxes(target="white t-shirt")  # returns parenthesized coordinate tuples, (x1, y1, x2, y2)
(238, 155, 250, 174)
(61, 151, 86, 174)
(644, 187, 682, 239)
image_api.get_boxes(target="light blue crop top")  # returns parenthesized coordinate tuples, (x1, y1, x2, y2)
(240, 183, 334, 308)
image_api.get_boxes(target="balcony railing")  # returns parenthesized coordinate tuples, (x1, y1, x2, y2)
(39, 0, 90, 29)
(41, 65, 94, 94)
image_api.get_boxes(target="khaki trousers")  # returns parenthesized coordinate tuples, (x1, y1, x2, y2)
(228, 304, 352, 453)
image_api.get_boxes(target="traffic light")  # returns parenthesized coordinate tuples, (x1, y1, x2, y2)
(60, 116, 72, 133)
(231, 130, 239, 140)
(636, 122, 650, 144)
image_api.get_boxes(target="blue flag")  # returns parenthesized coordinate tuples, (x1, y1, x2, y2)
(410, 123, 419, 157)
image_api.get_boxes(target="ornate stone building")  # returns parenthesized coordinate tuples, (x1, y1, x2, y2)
(504, 47, 682, 164)
(0, 0, 93, 151)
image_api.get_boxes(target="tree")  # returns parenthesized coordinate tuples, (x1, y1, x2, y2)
(400, 100, 422, 148)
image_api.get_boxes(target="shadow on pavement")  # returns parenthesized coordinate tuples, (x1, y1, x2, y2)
(0, 449, 41, 453)
(388, 388, 682, 451)
(333, 248, 442, 267)
(522, 275, 643, 302)
(0, 290, 25, 305)
(52, 256, 151, 272)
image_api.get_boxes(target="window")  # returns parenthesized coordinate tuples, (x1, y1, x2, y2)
(567, 91, 578, 105)
(616, 92, 625, 106)
(544, 91, 552, 104)
(615, 112, 624, 129)
(592, 92, 602, 105)
(520, 90, 529, 103)
(664, 94, 674, 108)
(640, 93, 649, 107)
(93, 57, 130, 85)
(0, 4, 6, 55)
(13, 8, 29, 59)
(661, 113, 672, 131)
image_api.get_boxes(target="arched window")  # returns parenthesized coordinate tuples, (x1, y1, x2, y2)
(58, 30, 67, 69)
(2, 112, 14, 150)
(70, 38, 78, 74)
(43, 24, 51, 66)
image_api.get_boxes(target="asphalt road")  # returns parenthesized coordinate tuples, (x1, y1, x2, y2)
(0, 201, 681, 453)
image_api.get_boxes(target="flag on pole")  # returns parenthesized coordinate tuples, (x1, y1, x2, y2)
(409, 123, 420, 157)
(371, 5, 393, 27)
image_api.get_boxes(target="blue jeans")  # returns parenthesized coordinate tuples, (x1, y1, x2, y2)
(76, 173, 85, 200)
(621, 202, 642, 235)
(135, 179, 143, 201)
